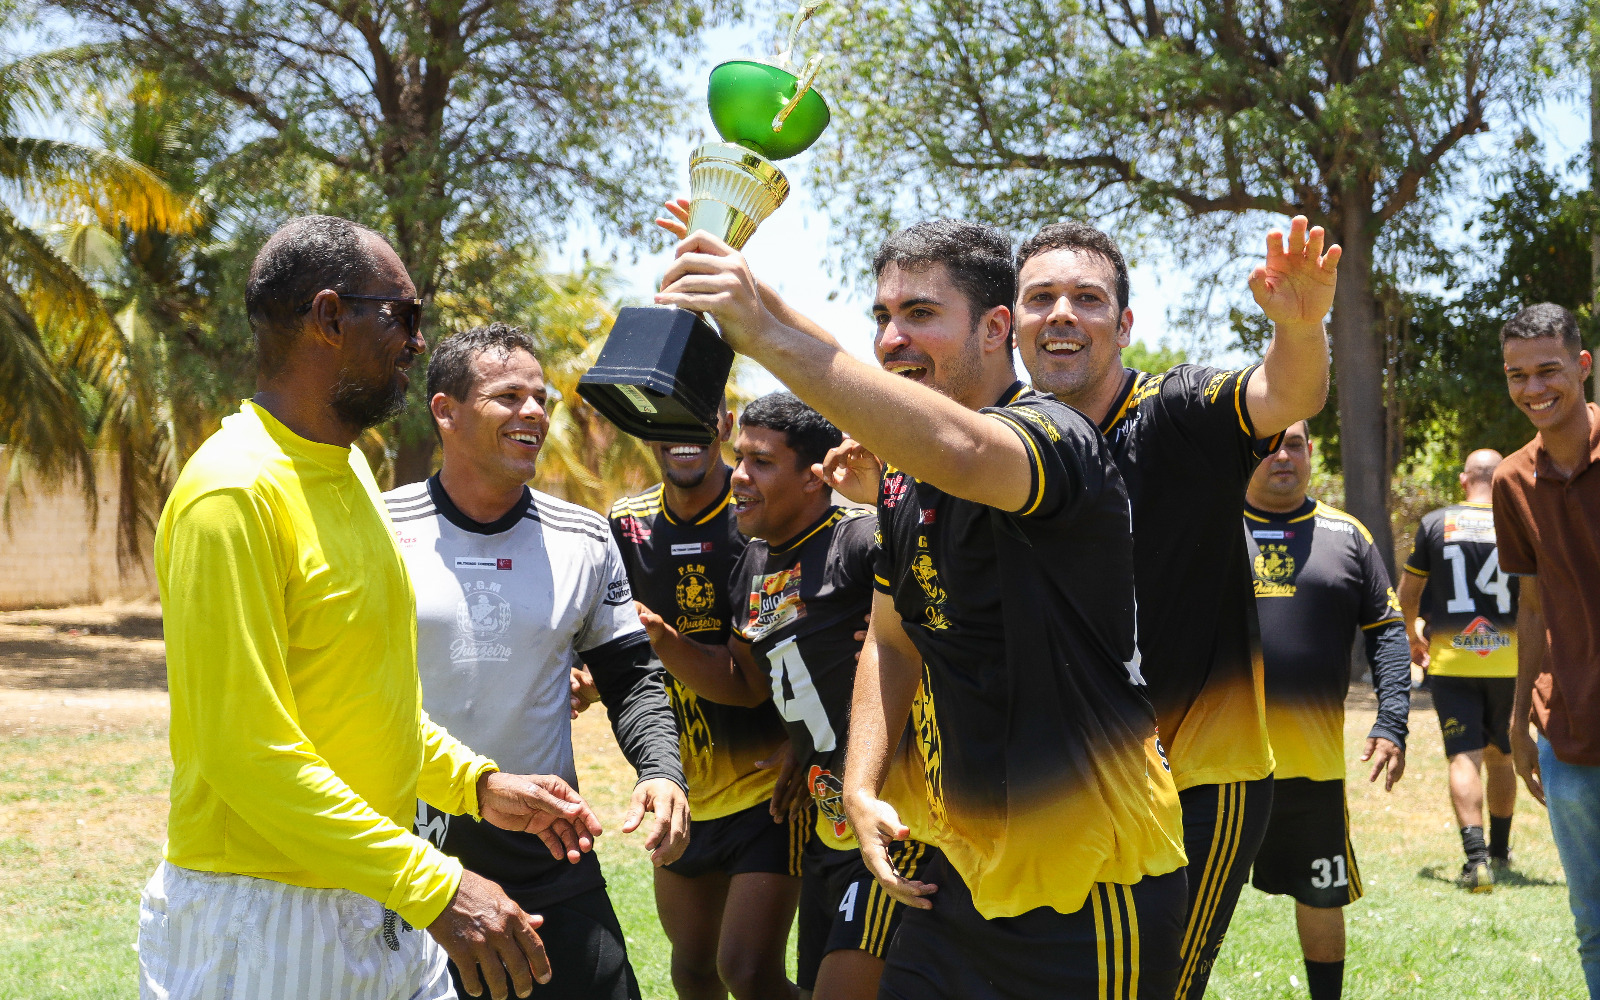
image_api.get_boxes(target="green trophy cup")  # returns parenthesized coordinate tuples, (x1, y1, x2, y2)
(577, 5, 832, 443)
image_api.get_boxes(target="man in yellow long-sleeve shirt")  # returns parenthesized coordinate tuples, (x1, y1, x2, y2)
(138, 215, 602, 1000)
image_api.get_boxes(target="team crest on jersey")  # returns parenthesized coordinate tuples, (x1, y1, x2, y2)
(808, 766, 851, 839)
(675, 564, 720, 634)
(747, 565, 805, 639)
(882, 471, 909, 509)
(911, 543, 950, 630)
(452, 581, 513, 662)
(1252, 544, 1297, 598)
(1453, 616, 1513, 656)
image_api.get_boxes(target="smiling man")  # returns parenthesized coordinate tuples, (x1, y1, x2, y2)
(642, 392, 925, 1000)
(382, 323, 689, 1000)
(1490, 303, 1600, 997)
(654, 217, 1187, 998)
(140, 218, 604, 1000)
(607, 401, 797, 1000)
(1010, 218, 1338, 999)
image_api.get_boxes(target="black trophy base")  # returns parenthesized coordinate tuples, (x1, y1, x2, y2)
(576, 305, 734, 444)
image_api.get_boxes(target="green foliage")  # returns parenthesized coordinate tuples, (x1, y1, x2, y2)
(1123, 338, 1187, 375)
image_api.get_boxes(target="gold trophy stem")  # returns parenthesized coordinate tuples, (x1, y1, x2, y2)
(686, 142, 791, 251)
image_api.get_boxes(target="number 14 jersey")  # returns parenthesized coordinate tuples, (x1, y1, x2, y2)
(728, 506, 878, 851)
(1403, 501, 1519, 677)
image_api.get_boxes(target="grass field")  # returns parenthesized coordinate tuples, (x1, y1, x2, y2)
(0, 609, 1585, 998)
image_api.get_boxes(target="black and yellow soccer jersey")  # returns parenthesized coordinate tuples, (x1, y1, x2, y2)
(610, 474, 787, 820)
(1403, 502, 1519, 678)
(1100, 364, 1282, 791)
(874, 382, 1185, 920)
(728, 506, 877, 851)
(1246, 499, 1411, 780)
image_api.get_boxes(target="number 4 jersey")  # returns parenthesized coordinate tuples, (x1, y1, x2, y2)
(1403, 501, 1519, 678)
(728, 506, 878, 850)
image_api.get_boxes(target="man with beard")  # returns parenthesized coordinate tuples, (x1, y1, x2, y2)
(1010, 218, 1340, 999)
(656, 218, 1187, 998)
(608, 400, 797, 1000)
(139, 216, 604, 1000)
(643, 392, 926, 1000)
(383, 323, 689, 1000)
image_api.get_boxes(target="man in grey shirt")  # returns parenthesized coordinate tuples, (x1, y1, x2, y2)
(385, 322, 689, 1000)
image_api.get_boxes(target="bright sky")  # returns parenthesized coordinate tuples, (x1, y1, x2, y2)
(556, 20, 1590, 393)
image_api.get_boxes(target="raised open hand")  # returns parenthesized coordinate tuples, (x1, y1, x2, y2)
(1247, 216, 1341, 330)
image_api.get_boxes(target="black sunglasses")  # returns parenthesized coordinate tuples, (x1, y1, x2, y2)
(298, 292, 424, 338)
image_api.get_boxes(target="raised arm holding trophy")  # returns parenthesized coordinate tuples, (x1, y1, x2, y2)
(576, 4, 831, 443)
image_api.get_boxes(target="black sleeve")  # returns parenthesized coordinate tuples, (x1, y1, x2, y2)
(872, 473, 902, 593)
(1402, 516, 1433, 579)
(838, 512, 881, 592)
(1160, 363, 1283, 465)
(981, 397, 1113, 519)
(1363, 621, 1411, 751)
(582, 634, 687, 792)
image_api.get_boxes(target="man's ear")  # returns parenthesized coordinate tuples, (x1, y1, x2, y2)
(1117, 308, 1134, 350)
(982, 305, 1012, 356)
(429, 392, 456, 433)
(306, 289, 346, 350)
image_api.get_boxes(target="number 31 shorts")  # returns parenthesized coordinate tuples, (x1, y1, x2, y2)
(1249, 777, 1363, 909)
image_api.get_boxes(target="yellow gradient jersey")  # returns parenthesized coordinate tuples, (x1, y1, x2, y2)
(1403, 502, 1519, 677)
(874, 382, 1185, 919)
(157, 400, 498, 929)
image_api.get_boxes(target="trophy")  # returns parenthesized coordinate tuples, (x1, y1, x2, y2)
(577, 4, 832, 443)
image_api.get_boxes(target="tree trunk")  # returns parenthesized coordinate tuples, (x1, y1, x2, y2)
(392, 434, 437, 487)
(1329, 194, 1397, 574)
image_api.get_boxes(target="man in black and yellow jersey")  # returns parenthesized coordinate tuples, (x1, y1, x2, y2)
(646, 391, 925, 999)
(1397, 449, 1520, 891)
(655, 216, 1187, 998)
(1242, 421, 1410, 1000)
(1012, 218, 1340, 999)
(607, 401, 796, 1000)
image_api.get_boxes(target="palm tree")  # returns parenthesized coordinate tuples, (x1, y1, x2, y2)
(0, 47, 194, 559)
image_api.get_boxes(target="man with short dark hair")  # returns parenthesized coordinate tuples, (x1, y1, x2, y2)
(1011, 216, 1342, 1000)
(1491, 302, 1600, 997)
(1242, 420, 1410, 1000)
(607, 386, 797, 1000)
(382, 322, 689, 1000)
(655, 212, 1188, 998)
(646, 392, 924, 1000)
(1398, 449, 1519, 891)
(139, 216, 603, 1000)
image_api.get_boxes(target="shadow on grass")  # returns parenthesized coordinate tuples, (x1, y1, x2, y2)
(1416, 863, 1565, 888)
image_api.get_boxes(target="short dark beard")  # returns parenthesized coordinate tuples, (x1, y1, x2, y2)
(330, 367, 409, 431)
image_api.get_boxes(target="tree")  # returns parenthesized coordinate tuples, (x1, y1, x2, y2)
(58, 0, 735, 483)
(0, 41, 193, 556)
(810, 0, 1555, 562)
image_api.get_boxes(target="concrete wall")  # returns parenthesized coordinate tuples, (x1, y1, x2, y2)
(0, 449, 156, 610)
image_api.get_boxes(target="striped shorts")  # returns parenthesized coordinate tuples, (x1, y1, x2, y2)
(137, 862, 454, 1000)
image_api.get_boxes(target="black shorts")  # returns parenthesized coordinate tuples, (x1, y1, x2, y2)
(796, 838, 932, 990)
(446, 886, 639, 1000)
(1431, 675, 1515, 757)
(1176, 776, 1274, 1000)
(878, 849, 1186, 1000)
(1250, 777, 1363, 909)
(662, 801, 809, 879)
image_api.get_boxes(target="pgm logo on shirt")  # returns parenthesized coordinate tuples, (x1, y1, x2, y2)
(452, 580, 512, 663)
(454, 556, 512, 571)
(671, 542, 713, 556)
(1453, 616, 1513, 656)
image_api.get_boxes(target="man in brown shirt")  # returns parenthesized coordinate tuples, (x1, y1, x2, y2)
(1491, 302, 1600, 998)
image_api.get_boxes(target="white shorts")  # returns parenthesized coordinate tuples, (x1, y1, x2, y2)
(138, 861, 454, 1000)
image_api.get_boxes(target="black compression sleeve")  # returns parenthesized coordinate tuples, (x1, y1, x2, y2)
(582, 635, 687, 792)
(1364, 621, 1411, 750)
